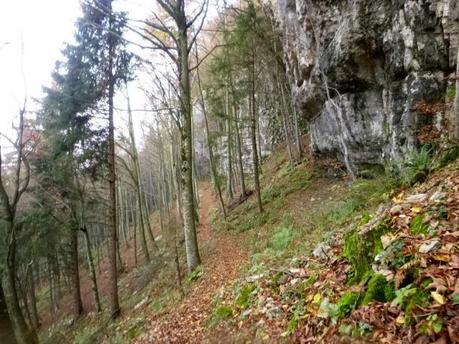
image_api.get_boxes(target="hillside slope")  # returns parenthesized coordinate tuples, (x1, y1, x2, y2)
(207, 149, 459, 343)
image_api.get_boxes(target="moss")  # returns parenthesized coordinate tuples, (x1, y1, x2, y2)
(208, 305, 233, 327)
(384, 282, 396, 302)
(343, 222, 389, 284)
(446, 84, 456, 101)
(235, 283, 256, 309)
(362, 274, 389, 305)
(336, 292, 360, 318)
(439, 146, 459, 167)
(405, 289, 429, 315)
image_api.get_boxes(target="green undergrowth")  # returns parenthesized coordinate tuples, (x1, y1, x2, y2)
(210, 150, 396, 329)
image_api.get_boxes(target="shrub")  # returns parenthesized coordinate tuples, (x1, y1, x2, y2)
(401, 146, 433, 186)
(269, 226, 294, 252)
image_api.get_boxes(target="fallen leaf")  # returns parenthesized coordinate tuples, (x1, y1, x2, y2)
(431, 291, 445, 305)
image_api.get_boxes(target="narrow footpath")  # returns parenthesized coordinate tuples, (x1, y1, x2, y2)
(137, 183, 248, 343)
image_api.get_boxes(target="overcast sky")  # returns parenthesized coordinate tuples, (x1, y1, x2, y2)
(0, 0, 158, 147)
(0, 0, 221, 149)
(0, 0, 81, 139)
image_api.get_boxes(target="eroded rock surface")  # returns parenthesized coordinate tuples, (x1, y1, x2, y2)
(273, 0, 459, 169)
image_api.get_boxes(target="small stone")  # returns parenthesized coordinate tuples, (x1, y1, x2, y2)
(405, 193, 427, 204)
(390, 205, 402, 215)
(313, 243, 330, 260)
(381, 233, 396, 249)
(241, 309, 252, 318)
(246, 274, 264, 282)
(430, 191, 446, 202)
(134, 297, 149, 311)
(419, 239, 441, 254)
(372, 266, 394, 281)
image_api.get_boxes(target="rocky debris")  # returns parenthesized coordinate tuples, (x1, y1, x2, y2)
(312, 242, 331, 260)
(419, 239, 441, 254)
(273, 0, 459, 167)
(405, 193, 428, 204)
(217, 161, 459, 343)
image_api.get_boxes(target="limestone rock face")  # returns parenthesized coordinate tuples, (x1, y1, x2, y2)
(273, 0, 459, 168)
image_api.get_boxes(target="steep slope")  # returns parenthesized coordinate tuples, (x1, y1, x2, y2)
(208, 151, 459, 343)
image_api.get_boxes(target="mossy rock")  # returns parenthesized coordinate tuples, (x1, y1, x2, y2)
(235, 283, 257, 309)
(362, 273, 395, 305)
(343, 221, 389, 284)
(336, 291, 361, 318)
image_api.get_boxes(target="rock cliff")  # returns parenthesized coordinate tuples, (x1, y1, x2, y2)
(273, 0, 459, 171)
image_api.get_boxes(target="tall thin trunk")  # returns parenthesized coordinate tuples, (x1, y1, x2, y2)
(126, 87, 156, 251)
(133, 200, 138, 267)
(28, 264, 39, 329)
(195, 56, 227, 218)
(234, 107, 247, 197)
(250, 58, 263, 213)
(454, 46, 459, 140)
(136, 198, 150, 262)
(226, 93, 234, 201)
(70, 226, 83, 317)
(178, 18, 201, 272)
(107, 0, 120, 318)
(82, 227, 101, 313)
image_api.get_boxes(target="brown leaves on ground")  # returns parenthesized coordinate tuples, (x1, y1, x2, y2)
(212, 160, 459, 344)
(136, 184, 248, 344)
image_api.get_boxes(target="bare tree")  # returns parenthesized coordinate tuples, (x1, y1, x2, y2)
(0, 105, 38, 344)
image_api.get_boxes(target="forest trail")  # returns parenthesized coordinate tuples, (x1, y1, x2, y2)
(137, 183, 248, 343)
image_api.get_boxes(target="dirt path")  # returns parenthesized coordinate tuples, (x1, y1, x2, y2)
(137, 183, 248, 343)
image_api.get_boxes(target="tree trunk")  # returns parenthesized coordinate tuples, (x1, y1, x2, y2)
(136, 198, 150, 262)
(107, 0, 120, 318)
(454, 45, 459, 140)
(226, 92, 234, 201)
(250, 59, 263, 213)
(82, 227, 101, 313)
(234, 107, 247, 198)
(0, 282, 16, 344)
(178, 21, 201, 272)
(69, 226, 83, 317)
(3, 224, 37, 344)
(28, 265, 39, 329)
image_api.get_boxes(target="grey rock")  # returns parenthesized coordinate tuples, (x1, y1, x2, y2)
(271, 0, 459, 169)
(419, 239, 441, 253)
(405, 193, 428, 203)
(312, 242, 331, 260)
(430, 190, 446, 202)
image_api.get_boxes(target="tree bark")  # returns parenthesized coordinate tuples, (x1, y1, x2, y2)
(250, 58, 263, 213)
(82, 227, 101, 313)
(107, 0, 120, 318)
(0, 282, 16, 344)
(454, 45, 459, 140)
(69, 226, 83, 317)
(178, 19, 201, 272)
(2, 224, 37, 344)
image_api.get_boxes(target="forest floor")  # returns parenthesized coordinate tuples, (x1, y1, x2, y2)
(135, 183, 248, 343)
(39, 143, 459, 344)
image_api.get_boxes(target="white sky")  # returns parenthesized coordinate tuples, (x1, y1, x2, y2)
(0, 0, 81, 134)
(0, 0, 222, 149)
